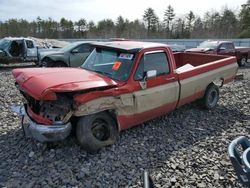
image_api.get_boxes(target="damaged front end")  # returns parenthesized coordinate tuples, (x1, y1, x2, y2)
(21, 93, 73, 142)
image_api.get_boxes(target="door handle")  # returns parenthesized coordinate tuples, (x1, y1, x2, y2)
(166, 77, 175, 81)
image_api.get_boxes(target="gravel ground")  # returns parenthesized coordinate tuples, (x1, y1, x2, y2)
(0, 65, 250, 188)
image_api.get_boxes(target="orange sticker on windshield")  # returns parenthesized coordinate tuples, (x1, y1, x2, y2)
(112, 61, 122, 70)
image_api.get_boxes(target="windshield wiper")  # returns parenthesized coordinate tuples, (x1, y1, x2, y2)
(83, 67, 113, 77)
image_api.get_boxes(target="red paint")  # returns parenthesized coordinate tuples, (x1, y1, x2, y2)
(118, 90, 204, 130)
(13, 41, 238, 128)
(27, 106, 52, 125)
(12, 68, 118, 100)
(118, 101, 177, 130)
(177, 90, 205, 107)
(174, 53, 236, 80)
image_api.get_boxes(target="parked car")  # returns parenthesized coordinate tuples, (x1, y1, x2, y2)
(13, 41, 238, 153)
(39, 41, 94, 67)
(168, 44, 186, 52)
(0, 37, 40, 64)
(186, 40, 250, 66)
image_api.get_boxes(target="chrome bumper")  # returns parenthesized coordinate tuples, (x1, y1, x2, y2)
(22, 107, 72, 142)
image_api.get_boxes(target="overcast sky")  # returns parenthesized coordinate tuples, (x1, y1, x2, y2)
(0, 0, 247, 22)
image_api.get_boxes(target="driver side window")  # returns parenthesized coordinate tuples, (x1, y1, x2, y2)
(134, 52, 170, 80)
(219, 43, 227, 50)
(75, 44, 94, 53)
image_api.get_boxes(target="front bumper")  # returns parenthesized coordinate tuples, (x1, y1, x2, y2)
(22, 107, 72, 142)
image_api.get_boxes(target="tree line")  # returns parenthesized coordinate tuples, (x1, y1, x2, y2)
(0, 1, 250, 39)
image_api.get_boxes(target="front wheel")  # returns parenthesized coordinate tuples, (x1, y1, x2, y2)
(76, 112, 118, 153)
(201, 83, 219, 109)
(238, 56, 247, 67)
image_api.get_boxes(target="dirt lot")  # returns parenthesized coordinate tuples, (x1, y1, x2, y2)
(0, 65, 250, 187)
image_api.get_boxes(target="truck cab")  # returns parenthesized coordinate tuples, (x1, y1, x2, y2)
(0, 37, 38, 64)
(215, 42, 236, 56)
(13, 41, 238, 153)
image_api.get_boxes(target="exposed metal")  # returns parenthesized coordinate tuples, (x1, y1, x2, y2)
(22, 107, 72, 142)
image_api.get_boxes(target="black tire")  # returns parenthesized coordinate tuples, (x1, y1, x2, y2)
(201, 83, 219, 109)
(40, 58, 51, 67)
(54, 61, 68, 67)
(42, 60, 67, 67)
(76, 112, 118, 153)
(238, 56, 247, 67)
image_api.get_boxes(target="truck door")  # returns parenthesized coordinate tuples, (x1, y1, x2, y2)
(132, 50, 179, 124)
(24, 40, 38, 61)
(217, 43, 235, 56)
(69, 43, 93, 67)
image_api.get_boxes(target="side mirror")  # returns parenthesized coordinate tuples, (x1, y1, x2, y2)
(139, 70, 157, 90)
(146, 70, 157, 79)
(71, 49, 79, 54)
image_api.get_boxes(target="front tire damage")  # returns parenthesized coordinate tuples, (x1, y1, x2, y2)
(76, 111, 119, 153)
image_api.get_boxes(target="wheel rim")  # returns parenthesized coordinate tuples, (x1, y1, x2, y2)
(241, 58, 247, 66)
(208, 90, 218, 106)
(91, 119, 110, 141)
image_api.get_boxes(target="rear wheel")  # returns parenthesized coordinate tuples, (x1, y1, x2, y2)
(201, 83, 219, 109)
(54, 61, 68, 67)
(76, 112, 118, 153)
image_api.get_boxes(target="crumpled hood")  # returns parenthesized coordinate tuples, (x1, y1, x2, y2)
(12, 68, 118, 100)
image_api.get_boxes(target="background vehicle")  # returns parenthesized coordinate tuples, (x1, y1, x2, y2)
(39, 41, 94, 67)
(228, 136, 250, 187)
(168, 44, 186, 52)
(186, 40, 250, 66)
(0, 37, 39, 64)
(13, 41, 238, 153)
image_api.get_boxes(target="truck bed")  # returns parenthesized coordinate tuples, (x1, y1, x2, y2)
(174, 52, 229, 68)
(173, 52, 238, 107)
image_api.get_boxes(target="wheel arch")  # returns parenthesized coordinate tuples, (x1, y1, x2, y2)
(53, 60, 68, 67)
(211, 77, 224, 88)
(73, 108, 121, 132)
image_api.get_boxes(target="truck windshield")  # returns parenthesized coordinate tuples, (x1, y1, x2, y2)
(198, 41, 218, 49)
(0, 39, 10, 49)
(81, 48, 135, 81)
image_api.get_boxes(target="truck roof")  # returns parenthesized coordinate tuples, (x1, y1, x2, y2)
(205, 40, 233, 44)
(91, 41, 168, 53)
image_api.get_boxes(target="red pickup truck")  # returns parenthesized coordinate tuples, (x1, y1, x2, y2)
(13, 41, 238, 152)
(186, 40, 250, 67)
